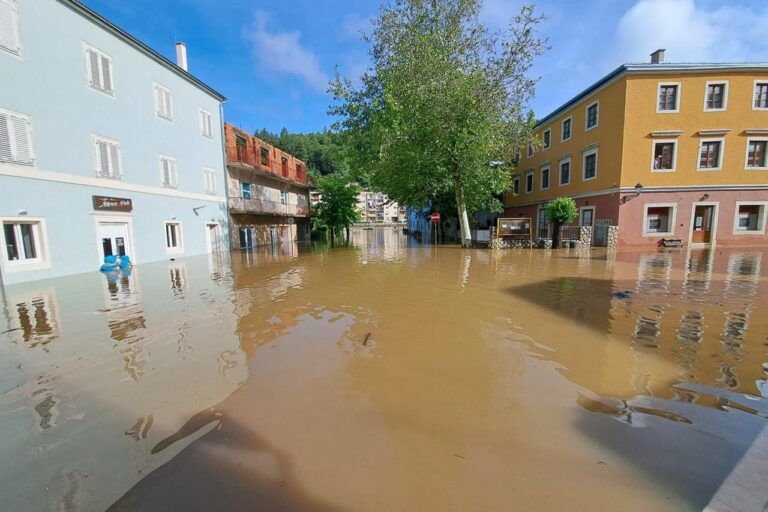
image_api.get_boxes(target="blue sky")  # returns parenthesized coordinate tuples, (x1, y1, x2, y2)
(84, 0, 768, 135)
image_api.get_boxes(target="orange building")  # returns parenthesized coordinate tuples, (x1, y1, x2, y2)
(224, 123, 315, 248)
(505, 50, 768, 248)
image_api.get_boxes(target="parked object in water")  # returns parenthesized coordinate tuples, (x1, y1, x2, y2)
(99, 255, 120, 272)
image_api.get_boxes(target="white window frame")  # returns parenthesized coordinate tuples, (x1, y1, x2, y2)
(0, 107, 35, 165)
(280, 190, 288, 205)
(744, 137, 768, 170)
(512, 175, 520, 196)
(83, 43, 114, 97)
(542, 128, 551, 150)
(579, 206, 596, 227)
(650, 139, 678, 172)
(0, 0, 22, 58)
(92, 134, 122, 179)
(703, 80, 728, 112)
(561, 116, 572, 142)
(524, 170, 534, 194)
(153, 82, 174, 122)
(0, 217, 51, 272)
(203, 167, 217, 194)
(732, 201, 768, 235)
(582, 147, 598, 181)
(199, 107, 213, 138)
(753, 80, 768, 111)
(696, 137, 725, 171)
(164, 221, 184, 254)
(642, 203, 677, 237)
(159, 155, 179, 188)
(585, 100, 599, 131)
(540, 164, 550, 190)
(656, 82, 681, 113)
(558, 156, 571, 186)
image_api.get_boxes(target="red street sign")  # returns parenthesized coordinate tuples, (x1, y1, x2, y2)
(430, 212, 441, 222)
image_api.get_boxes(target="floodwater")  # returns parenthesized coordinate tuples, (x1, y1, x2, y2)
(2, 228, 768, 511)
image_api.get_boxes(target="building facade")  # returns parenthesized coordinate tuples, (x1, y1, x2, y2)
(355, 190, 407, 224)
(0, 0, 228, 286)
(224, 123, 313, 248)
(505, 52, 768, 248)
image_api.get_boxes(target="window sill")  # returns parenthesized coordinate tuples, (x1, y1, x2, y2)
(0, 158, 35, 166)
(166, 248, 184, 255)
(643, 232, 674, 237)
(582, 176, 597, 182)
(656, 109, 679, 114)
(704, 108, 726, 113)
(156, 115, 174, 123)
(96, 173, 124, 180)
(163, 184, 179, 189)
(585, 125, 598, 132)
(696, 167, 722, 172)
(559, 182, 570, 187)
(651, 168, 676, 173)
(3, 260, 52, 273)
(745, 167, 768, 171)
(732, 230, 766, 235)
(89, 85, 115, 98)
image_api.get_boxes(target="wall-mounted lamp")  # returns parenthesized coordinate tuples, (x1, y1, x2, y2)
(622, 183, 644, 204)
(193, 205, 207, 216)
(701, 193, 710, 201)
(17, 210, 28, 216)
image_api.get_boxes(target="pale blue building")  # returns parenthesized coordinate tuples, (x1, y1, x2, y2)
(0, 0, 228, 286)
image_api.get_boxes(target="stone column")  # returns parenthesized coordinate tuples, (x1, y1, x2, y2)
(579, 226, 593, 249)
(606, 226, 619, 249)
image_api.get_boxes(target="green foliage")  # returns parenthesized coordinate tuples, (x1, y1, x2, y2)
(545, 197, 578, 225)
(254, 128, 349, 177)
(330, 0, 547, 242)
(314, 175, 360, 237)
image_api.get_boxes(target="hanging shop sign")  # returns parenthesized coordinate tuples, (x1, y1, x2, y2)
(92, 195, 133, 212)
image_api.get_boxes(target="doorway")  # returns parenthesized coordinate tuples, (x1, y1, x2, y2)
(206, 223, 223, 252)
(239, 227, 255, 249)
(691, 205, 716, 245)
(579, 206, 595, 227)
(98, 222, 129, 260)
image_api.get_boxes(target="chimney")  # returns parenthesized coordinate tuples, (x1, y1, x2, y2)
(650, 48, 665, 64)
(176, 42, 188, 71)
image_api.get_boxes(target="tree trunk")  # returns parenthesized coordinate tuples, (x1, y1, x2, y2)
(346, 226, 350, 244)
(552, 221, 561, 249)
(330, 227, 335, 246)
(454, 175, 472, 248)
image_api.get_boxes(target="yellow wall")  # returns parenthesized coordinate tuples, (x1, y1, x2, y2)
(505, 77, 628, 207)
(620, 72, 768, 187)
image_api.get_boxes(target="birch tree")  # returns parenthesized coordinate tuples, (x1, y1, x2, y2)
(331, 0, 546, 246)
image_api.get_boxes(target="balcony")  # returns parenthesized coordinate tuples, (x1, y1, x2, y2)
(229, 197, 310, 217)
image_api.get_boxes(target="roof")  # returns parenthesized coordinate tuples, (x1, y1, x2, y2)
(534, 62, 768, 129)
(60, 0, 226, 102)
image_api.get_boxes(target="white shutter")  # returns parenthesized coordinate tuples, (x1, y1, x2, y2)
(0, 113, 11, 161)
(154, 85, 163, 116)
(100, 55, 113, 94)
(161, 158, 169, 185)
(171, 159, 178, 187)
(87, 48, 101, 89)
(0, 1, 19, 54)
(96, 140, 109, 176)
(10, 115, 32, 163)
(206, 112, 212, 137)
(108, 142, 120, 177)
(164, 89, 173, 119)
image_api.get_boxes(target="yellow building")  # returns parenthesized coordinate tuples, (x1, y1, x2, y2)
(505, 50, 768, 247)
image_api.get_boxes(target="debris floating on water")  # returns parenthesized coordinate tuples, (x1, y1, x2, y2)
(363, 332, 372, 346)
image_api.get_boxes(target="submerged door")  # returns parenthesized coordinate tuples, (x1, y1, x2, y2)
(207, 223, 223, 252)
(239, 227, 254, 249)
(692, 205, 715, 244)
(98, 222, 129, 260)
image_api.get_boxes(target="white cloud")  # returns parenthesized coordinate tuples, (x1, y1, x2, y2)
(243, 12, 329, 91)
(613, 0, 768, 63)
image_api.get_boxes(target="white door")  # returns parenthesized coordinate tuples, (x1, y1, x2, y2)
(206, 223, 223, 252)
(98, 222, 129, 260)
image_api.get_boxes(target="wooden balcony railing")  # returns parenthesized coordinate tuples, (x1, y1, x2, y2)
(229, 197, 310, 217)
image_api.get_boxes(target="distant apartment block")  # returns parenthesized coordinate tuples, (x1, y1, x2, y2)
(0, 0, 228, 285)
(505, 50, 768, 247)
(224, 124, 314, 248)
(356, 191, 406, 224)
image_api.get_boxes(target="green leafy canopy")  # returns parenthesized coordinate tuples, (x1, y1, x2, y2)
(314, 174, 361, 234)
(545, 197, 579, 225)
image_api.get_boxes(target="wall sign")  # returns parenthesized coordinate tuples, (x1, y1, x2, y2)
(92, 195, 133, 212)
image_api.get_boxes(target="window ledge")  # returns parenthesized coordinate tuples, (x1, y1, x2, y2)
(650, 130, 683, 137)
(3, 260, 52, 273)
(697, 129, 731, 136)
(697, 167, 722, 172)
(745, 129, 768, 135)
(732, 230, 766, 235)
(745, 167, 768, 171)
(643, 232, 674, 237)
(651, 168, 676, 173)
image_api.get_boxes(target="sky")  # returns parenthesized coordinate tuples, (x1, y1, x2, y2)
(84, 0, 768, 135)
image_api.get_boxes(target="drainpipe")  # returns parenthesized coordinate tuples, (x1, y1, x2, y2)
(218, 101, 231, 250)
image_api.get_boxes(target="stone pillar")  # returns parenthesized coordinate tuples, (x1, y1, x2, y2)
(579, 226, 593, 249)
(606, 226, 619, 249)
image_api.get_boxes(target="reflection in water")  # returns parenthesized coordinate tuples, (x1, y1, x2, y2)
(2, 233, 768, 512)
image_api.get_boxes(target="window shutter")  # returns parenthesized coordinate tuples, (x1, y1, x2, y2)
(161, 158, 170, 185)
(0, 113, 11, 161)
(155, 86, 163, 116)
(164, 89, 173, 119)
(171, 159, 178, 187)
(0, 1, 18, 53)
(100, 55, 112, 94)
(10, 115, 32, 163)
(108, 143, 120, 177)
(87, 49, 101, 89)
(96, 141, 109, 176)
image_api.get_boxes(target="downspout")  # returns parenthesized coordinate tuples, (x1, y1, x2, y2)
(218, 100, 231, 251)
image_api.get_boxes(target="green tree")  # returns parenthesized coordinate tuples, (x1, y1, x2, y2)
(314, 174, 360, 244)
(253, 128, 350, 177)
(545, 197, 578, 248)
(331, 0, 546, 247)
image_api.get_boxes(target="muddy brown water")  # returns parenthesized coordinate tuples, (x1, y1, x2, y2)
(1, 228, 767, 511)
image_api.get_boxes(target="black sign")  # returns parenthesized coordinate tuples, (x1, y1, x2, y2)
(92, 195, 133, 212)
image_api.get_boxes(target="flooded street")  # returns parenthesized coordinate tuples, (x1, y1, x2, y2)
(2, 228, 768, 511)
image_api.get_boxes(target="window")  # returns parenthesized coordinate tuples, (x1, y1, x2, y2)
(235, 136, 246, 161)
(644, 205, 675, 235)
(561, 117, 572, 142)
(754, 81, 768, 110)
(733, 203, 767, 234)
(0, 108, 34, 164)
(260, 147, 269, 166)
(657, 83, 679, 112)
(540, 165, 550, 190)
(199, 108, 213, 138)
(559, 158, 571, 186)
(527, 143, 533, 158)
(203, 168, 216, 194)
(512, 175, 520, 196)
(84, 45, 114, 96)
(281, 157, 288, 177)
(698, 139, 723, 170)
(542, 129, 551, 150)
(164, 222, 183, 253)
(746, 139, 767, 169)
(93, 136, 121, 179)
(579, 207, 595, 227)
(280, 191, 288, 205)
(0, 0, 21, 56)
(525, 170, 534, 193)
(585, 101, 599, 130)
(154, 83, 173, 121)
(704, 81, 727, 111)
(296, 163, 304, 180)
(652, 140, 677, 171)
(583, 148, 597, 180)
(159, 156, 178, 188)
(241, 182, 251, 199)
